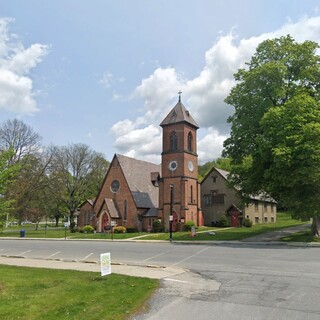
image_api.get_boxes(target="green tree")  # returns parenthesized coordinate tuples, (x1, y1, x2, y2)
(223, 35, 320, 235)
(198, 157, 232, 181)
(0, 149, 21, 223)
(51, 143, 109, 230)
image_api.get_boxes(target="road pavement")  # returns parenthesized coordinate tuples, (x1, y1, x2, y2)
(1, 227, 320, 320)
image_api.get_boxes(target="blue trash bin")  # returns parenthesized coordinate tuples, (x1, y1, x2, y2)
(20, 229, 25, 237)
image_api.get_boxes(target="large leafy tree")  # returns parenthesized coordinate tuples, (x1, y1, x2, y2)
(0, 119, 41, 164)
(223, 35, 320, 235)
(0, 149, 21, 224)
(51, 143, 109, 229)
(0, 119, 45, 222)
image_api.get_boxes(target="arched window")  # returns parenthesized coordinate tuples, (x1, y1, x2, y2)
(170, 131, 178, 151)
(190, 185, 193, 203)
(188, 132, 192, 152)
(124, 200, 127, 220)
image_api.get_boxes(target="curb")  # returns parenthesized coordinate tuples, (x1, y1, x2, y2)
(1, 236, 320, 247)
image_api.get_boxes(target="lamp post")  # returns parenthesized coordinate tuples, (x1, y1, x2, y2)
(169, 184, 174, 242)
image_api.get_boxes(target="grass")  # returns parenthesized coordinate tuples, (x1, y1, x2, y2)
(0, 226, 141, 239)
(0, 212, 308, 241)
(0, 264, 158, 320)
(142, 212, 308, 241)
(281, 229, 320, 242)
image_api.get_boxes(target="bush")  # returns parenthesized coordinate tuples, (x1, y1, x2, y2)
(126, 227, 137, 233)
(185, 220, 196, 231)
(114, 226, 126, 233)
(152, 219, 163, 233)
(219, 215, 229, 227)
(243, 218, 253, 228)
(82, 225, 95, 233)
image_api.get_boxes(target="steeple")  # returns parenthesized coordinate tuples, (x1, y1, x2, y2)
(160, 95, 199, 129)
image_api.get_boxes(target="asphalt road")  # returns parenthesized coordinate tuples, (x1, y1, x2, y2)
(1, 239, 320, 320)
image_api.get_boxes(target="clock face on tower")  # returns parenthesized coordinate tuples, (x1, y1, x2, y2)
(168, 160, 178, 171)
(188, 160, 194, 172)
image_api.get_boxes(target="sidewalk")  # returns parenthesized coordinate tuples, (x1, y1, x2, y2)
(0, 256, 187, 279)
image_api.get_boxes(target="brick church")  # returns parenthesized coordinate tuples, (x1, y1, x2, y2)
(78, 95, 204, 232)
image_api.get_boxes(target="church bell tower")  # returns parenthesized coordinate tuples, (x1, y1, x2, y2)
(159, 93, 203, 231)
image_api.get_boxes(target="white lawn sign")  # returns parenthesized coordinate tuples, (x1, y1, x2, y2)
(100, 253, 112, 276)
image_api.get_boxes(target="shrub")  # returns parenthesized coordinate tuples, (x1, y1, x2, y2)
(152, 219, 163, 233)
(126, 227, 137, 233)
(243, 218, 253, 228)
(114, 226, 126, 233)
(82, 225, 94, 233)
(185, 220, 196, 231)
(219, 215, 229, 227)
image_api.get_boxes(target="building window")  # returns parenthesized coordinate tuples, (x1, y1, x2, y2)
(264, 217, 268, 223)
(271, 204, 274, 213)
(111, 180, 120, 193)
(124, 200, 127, 221)
(204, 193, 224, 205)
(212, 176, 217, 183)
(170, 131, 178, 151)
(264, 203, 268, 212)
(271, 217, 274, 222)
(190, 185, 193, 203)
(187, 132, 192, 152)
(255, 217, 259, 224)
(255, 202, 259, 212)
(204, 195, 212, 206)
(212, 194, 224, 204)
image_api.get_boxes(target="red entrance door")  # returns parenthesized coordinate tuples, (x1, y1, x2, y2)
(102, 214, 109, 231)
(230, 213, 239, 227)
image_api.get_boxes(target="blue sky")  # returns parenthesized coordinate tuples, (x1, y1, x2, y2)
(0, 0, 319, 163)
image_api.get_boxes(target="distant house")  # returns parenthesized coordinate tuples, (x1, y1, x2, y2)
(78, 154, 161, 232)
(200, 167, 277, 227)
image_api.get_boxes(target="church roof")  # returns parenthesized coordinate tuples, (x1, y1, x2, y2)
(116, 154, 161, 209)
(160, 100, 199, 128)
(104, 198, 120, 218)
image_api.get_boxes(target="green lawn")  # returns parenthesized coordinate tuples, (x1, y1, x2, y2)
(142, 212, 308, 241)
(0, 226, 140, 240)
(0, 265, 158, 320)
(0, 212, 309, 241)
(280, 229, 320, 242)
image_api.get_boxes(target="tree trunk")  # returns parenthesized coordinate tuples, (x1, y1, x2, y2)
(69, 211, 76, 232)
(54, 214, 60, 227)
(311, 217, 320, 237)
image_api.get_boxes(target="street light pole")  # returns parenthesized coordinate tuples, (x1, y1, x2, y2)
(169, 184, 174, 242)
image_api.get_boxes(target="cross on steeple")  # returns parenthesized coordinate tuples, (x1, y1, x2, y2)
(178, 90, 182, 102)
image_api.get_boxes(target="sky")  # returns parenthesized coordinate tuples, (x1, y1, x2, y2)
(0, 1, 320, 164)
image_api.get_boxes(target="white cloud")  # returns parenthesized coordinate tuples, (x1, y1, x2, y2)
(98, 72, 113, 88)
(99, 72, 125, 89)
(0, 18, 49, 114)
(111, 15, 320, 163)
(197, 129, 228, 164)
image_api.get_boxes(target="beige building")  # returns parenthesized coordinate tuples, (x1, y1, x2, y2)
(201, 167, 277, 227)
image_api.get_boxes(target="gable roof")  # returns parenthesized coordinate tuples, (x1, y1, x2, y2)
(80, 198, 94, 209)
(104, 198, 120, 218)
(116, 154, 161, 209)
(202, 166, 276, 203)
(160, 100, 199, 128)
